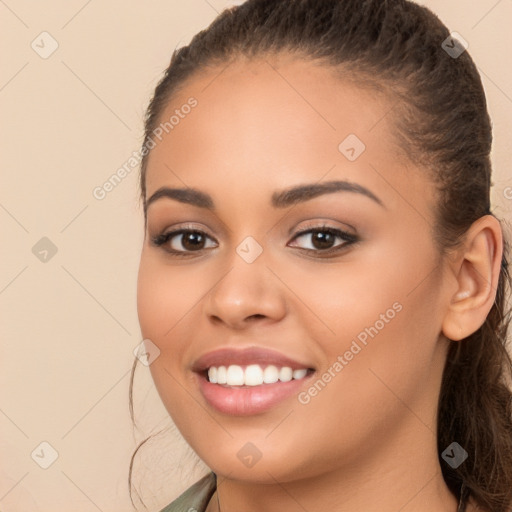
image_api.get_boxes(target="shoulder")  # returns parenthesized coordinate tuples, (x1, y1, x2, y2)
(158, 472, 217, 512)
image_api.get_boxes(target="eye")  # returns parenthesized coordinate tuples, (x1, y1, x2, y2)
(288, 225, 358, 254)
(151, 223, 358, 257)
(151, 227, 217, 254)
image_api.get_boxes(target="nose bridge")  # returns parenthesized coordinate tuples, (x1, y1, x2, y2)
(203, 234, 286, 327)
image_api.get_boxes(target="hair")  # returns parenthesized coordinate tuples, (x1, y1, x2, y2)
(130, 0, 512, 510)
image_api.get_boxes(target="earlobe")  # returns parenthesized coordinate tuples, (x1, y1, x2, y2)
(441, 215, 503, 342)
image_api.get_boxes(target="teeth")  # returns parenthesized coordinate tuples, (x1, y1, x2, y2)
(208, 366, 218, 384)
(226, 365, 244, 385)
(217, 366, 227, 384)
(292, 369, 308, 379)
(263, 365, 279, 384)
(207, 364, 310, 386)
(279, 367, 293, 382)
(245, 364, 263, 386)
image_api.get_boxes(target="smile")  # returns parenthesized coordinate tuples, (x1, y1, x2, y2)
(207, 364, 310, 386)
(192, 346, 316, 415)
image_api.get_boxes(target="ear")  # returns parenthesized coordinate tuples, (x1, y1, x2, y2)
(442, 215, 504, 341)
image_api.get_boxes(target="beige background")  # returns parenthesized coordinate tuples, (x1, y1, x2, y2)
(1, 1, 511, 511)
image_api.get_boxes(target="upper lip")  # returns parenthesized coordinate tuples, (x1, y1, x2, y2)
(192, 346, 315, 373)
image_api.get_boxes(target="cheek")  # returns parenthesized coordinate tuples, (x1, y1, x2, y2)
(136, 252, 195, 381)
(137, 251, 203, 341)
(280, 256, 404, 349)
(289, 235, 443, 380)
(136, 252, 202, 421)
(291, 274, 442, 452)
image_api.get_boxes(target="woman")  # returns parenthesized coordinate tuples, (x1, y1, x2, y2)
(132, 0, 512, 510)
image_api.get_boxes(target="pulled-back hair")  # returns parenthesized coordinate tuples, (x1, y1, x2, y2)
(131, 1, 512, 509)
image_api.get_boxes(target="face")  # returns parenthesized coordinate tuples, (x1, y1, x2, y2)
(137, 55, 452, 483)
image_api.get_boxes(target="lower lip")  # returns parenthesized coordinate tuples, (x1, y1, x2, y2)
(196, 373, 314, 416)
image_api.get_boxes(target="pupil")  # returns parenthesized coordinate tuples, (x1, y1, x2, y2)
(183, 232, 204, 250)
(313, 231, 333, 249)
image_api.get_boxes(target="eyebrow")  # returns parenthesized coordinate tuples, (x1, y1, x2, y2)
(145, 179, 384, 213)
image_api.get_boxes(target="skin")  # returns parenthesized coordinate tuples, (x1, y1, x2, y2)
(137, 55, 502, 512)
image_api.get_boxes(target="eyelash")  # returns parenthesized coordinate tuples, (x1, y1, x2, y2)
(151, 223, 358, 258)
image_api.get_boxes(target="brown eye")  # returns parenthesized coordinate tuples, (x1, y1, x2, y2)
(177, 231, 207, 251)
(309, 230, 336, 250)
(152, 229, 217, 253)
(289, 226, 358, 254)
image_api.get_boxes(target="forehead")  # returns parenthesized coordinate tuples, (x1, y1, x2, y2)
(143, 56, 427, 211)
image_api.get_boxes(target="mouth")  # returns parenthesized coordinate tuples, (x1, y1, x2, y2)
(200, 364, 315, 387)
(192, 347, 316, 415)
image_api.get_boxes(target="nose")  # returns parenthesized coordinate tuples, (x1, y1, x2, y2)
(203, 251, 287, 330)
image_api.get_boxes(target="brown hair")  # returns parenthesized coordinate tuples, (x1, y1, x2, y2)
(130, 0, 512, 510)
